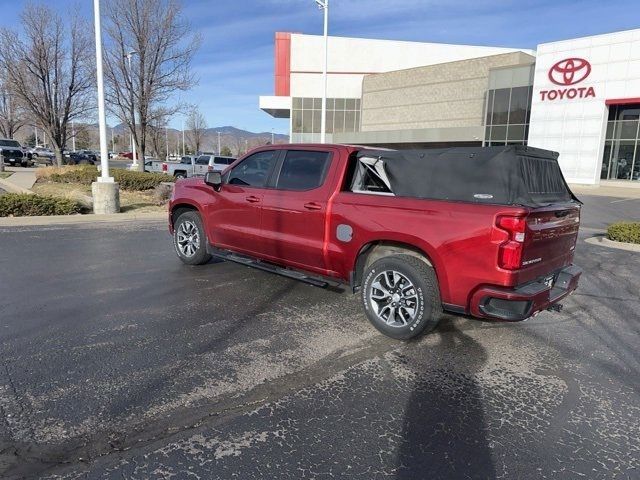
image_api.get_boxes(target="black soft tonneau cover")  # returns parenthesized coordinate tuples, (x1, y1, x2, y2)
(356, 145, 580, 207)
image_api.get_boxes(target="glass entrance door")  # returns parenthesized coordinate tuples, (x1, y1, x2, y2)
(601, 104, 640, 181)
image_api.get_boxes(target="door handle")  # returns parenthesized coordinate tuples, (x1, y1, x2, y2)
(303, 202, 322, 210)
(245, 195, 261, 203)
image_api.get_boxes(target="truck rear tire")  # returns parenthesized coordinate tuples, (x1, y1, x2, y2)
(173, 211, 212, 265)
(361, 254, 442, 340)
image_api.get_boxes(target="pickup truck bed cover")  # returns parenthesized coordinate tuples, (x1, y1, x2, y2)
(357, 145, 580, 207)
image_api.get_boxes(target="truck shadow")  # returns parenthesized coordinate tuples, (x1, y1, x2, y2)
(396, 318, 495, 479)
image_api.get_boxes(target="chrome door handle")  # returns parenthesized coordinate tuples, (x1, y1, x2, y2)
(245, 196, 260, 203)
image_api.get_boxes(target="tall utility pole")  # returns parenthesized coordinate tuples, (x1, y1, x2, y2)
(92, 0, 119, 213)
(34, 126, 38, 146)
(271, 128, 274, 144)
(315, 0, 329, 143)
(125, 51, 138, 168)
(217, 131, 221, 154)
(181, 119, 185, 156)
(165, 126, 169, 160)
(71, 121, 76, 151)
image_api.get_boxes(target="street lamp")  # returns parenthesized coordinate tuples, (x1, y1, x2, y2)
(92, 0, 119, 213)
(217, 131, 221, 154)
(181, 118, 185, 156)
(271, 128, 274, 145)
(124, 50, 139, 168)
(315, 0, 329, 143)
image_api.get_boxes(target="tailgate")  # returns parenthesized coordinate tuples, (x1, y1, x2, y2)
(518, 203, 581, 282)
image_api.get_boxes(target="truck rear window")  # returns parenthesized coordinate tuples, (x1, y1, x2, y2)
(518, 156, 573, 205)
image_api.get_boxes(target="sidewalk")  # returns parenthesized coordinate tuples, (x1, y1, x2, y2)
(569, 183, 640, 199)
(0, 167, 36, 194)
(0, 211, 166, 227)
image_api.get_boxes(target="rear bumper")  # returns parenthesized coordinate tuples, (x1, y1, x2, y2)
(470, 265, 582, 321)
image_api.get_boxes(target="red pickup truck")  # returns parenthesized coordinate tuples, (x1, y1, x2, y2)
(169, 144, 581, 339)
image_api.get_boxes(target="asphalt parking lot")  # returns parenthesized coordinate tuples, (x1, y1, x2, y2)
(0, 195, 639, 479)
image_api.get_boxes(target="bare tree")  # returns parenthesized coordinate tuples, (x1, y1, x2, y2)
(148, 109, 169, 159)
(231, 134, 246, 157)
(103, 0, 200, 171)
(0, 4, 94, 166)
(186, 106, 207, 154)
(0, 80, 25, 139)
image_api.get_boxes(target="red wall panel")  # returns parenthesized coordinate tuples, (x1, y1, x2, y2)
(274, 32, 291, 96)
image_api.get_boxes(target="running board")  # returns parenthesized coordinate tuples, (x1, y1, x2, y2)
(207, 246, 330, 288)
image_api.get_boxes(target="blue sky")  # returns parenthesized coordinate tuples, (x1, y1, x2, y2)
(0, 0, 638, 134)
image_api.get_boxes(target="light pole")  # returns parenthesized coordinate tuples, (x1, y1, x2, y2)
(165, 126, 169, 161)
(217, 131, 221, 154)
(315, 0, 329, 143)
(125, 50, 139, 169)
(71, 121, 76, 151)
(92, 0, 119, 213)
(271, 128, 274, 145)
(34, 126, 38, 147)
(181, 119, 185, 156)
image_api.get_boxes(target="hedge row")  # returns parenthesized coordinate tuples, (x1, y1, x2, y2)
(0, 193, 81, 217)
(42, 166, 175, 191)
(606, 221, 640, 244)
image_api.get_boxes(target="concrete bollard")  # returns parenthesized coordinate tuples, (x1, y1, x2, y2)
(91, 181, 120, 214)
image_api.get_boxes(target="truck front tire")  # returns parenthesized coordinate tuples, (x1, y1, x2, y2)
(361, 254, 442, 340)
(173, 211, 212, 265)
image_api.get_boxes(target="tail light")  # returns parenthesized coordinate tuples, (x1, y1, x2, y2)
(207, 165, 213, 172)
(162, 163, 167, 172)
(496, 215, 527, 270)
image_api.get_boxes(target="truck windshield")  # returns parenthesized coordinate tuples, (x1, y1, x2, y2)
(0, 140, 20, 147)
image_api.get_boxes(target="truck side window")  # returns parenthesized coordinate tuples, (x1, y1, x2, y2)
(350, 156, 393, 195)
(275, 150, 330, 191)
(181, 156, 192, 164)
(196, 156, 209, 165)
(227, 151, 278, 187)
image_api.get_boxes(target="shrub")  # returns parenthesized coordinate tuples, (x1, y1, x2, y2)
(152, 182, 174, 204)
(0, 193, 81, 217)
(113, 170, 175, 191)
(37, 165, 175, 191)
(606, 221, 640, 244)
(37, 165, 97, 185)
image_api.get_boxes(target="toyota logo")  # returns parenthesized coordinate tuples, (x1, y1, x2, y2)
(548, 58, 591, 86)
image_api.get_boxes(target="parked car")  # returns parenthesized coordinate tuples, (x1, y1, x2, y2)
(198, 154, 236, 172)
(0, 138, 32, 167)
(127, 159, 160, 172)
(161, 155, 237, 179)
(169, 144, 582, 340)
(66, 151, 95, 165)
(119, 151, 133, 159)
(29, 147, 55, 166)
(75, 150, 98, 162)
(161, 155, 200, 179)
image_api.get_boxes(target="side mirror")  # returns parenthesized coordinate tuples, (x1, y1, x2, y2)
(204, 171, 222, 191)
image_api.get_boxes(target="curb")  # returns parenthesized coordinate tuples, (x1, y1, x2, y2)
(0, 211, 167, 227)
(584, 235, 640, 252)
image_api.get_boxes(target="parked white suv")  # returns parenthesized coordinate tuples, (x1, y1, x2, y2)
(198, 154, 235, 172)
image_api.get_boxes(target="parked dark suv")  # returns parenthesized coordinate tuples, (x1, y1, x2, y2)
(66, 151, 96, 165)
(0, 138, 32, 167)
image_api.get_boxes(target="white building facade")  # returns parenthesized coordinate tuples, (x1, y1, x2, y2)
(260, 29, 640, 185)
(528, 29, 640, 184)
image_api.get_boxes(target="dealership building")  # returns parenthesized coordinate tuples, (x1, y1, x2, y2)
(259, 29, 640, 185)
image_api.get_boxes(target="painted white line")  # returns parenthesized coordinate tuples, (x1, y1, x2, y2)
(610, 198, 640, 204)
